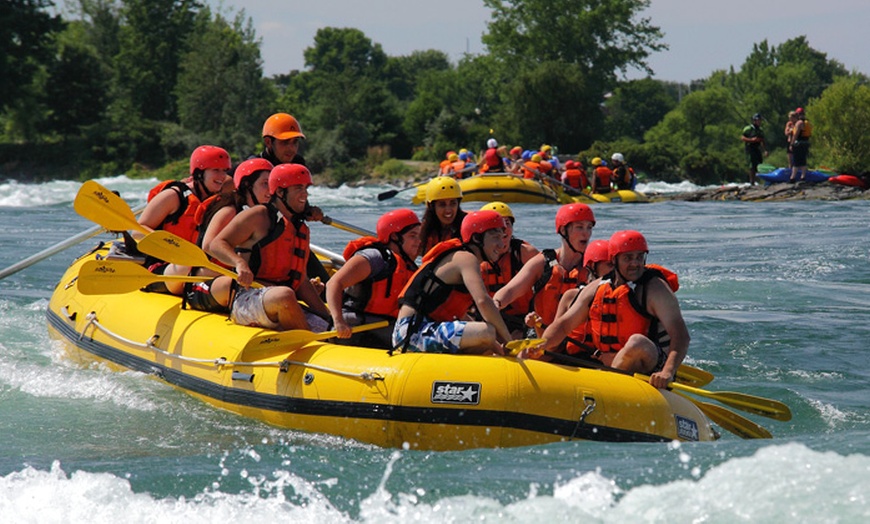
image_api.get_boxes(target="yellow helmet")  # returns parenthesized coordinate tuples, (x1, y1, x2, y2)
(591, 157, 602, 166)
(426, 177, 462, 203)
(531, 153, 542, 163)
(479, 201, 514, 220)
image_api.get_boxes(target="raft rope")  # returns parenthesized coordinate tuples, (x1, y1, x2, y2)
(78, 311, 384, 382)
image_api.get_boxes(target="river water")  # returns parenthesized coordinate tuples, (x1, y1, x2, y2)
(0, 176, 868, 522)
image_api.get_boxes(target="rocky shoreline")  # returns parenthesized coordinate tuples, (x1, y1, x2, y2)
(648, 181, 869, 202)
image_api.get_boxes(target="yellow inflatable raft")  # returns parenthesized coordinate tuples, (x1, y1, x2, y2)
(47, 244, 717, 450)
(411, 173, 648, 205)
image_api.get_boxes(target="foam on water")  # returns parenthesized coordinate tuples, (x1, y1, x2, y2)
(1, 443, 867, 523)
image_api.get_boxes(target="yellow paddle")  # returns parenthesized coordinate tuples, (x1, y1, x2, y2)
(635, 374, 792, 421)
(673, 391, 772, 439)
(242, 320, 389, 353)
(76, 259, 212, 295)
(136, 230, 264, 289)
(74, 180, 152, 235)
(505, 338, 546, 357)
(321, 215, 374, 237)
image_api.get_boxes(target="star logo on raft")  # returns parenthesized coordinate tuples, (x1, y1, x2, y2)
(430, 381, 481, 405)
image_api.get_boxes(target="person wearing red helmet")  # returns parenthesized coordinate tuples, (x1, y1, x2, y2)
(190, 163, 330, 331)
(137, 145, 232, 243)
(493, 203, 595, 333)
(393, 210, 512, 355)
(538, 230, 690, 389)
(159, 158, 275, 297)
(325, 209, 422, 348)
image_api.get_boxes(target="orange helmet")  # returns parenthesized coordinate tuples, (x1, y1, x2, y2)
(233, 158, 273, 189)
(262, 113, 306, 140)
(555, 203, 595, 232)
(268, 163, 312, 193)
(461, 210, 504, 243)
(190, 145, 231, 175)
(377, 208, 420, 243)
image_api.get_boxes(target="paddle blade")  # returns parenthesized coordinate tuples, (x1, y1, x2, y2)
(377, 189, 399, 201)
(76, 259, 211, 295)
(675, 364, 715, 388)
(74, 180, 150, 235)
(675, 392, 772, 439)
(505, 338, 546, 357)
(243, 320, 389, 353)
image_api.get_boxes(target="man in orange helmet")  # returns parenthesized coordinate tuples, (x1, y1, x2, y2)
(257, 112, 329, 286)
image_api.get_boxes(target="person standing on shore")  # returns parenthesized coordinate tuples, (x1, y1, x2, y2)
(790, 107, 812, 182)
(784, 111, 798, 169)
(741, 113, 767, 186)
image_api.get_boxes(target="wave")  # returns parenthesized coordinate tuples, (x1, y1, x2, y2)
(2, 443, 867, 523)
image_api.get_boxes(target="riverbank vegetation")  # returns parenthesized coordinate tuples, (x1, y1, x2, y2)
(3, 0, 869, 184)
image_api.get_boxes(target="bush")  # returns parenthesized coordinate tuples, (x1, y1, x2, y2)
(372, 158, 413, 179)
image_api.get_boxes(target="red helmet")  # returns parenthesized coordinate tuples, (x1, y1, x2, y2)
(555, 203, 595, 232)
(609, 230, 648, 259)
(268, 163, 312, 194)
(461, 210, 505, 243)
(233, 158, 273, 189)
(262, 113, 306, 140)
(564, 160, 575, 169)
(583, 239, 610, 267)
(190, 145, 231, 175)
(376, 208, 420, 243)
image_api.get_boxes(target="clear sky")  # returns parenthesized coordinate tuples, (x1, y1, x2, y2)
(204, 0, 870, 83)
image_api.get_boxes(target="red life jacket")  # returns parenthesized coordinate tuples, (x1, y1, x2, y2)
(482, 237, 533, 317)
(399, 238, 473, 322)
(593, 167, 613, 191)
(248, 207, 309, 289)
(146, 179, 204, 244)
(342, 237, 418, 318)
(588, 266, 679, 353)
(531, 249, 588, 326)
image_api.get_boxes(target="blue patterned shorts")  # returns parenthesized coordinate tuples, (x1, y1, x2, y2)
(391, 315, 466, 353)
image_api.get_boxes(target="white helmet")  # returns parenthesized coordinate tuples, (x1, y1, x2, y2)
(611, 152, 624, 163)
(486, 138, 498, 149)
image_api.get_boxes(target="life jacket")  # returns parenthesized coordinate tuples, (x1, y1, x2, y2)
(399, 238, 473, 323)
(531, 248, 588, 326)
(449, 160, 467, 178)
(482, 237, 533, 316)
(613, 164, 634, 190)
(587, 265, 680, 353)
(522, 161, 540, 179)
(341, 237, 418, 318)
(439, 160, 453, 175)
(563, 168, 588, 189)
(798, 120, 813, 139)
(593, 167, 613, 192)
(146, 179, 204, 244)
(248, 205, 309, 289)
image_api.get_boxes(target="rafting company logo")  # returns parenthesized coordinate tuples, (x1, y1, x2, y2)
(94, 264, 115, 274)
(93, 190, 110, 203)
(163, 237, 180, 247)
(675, 415, 700, 441)
(430, 381, 480, 405)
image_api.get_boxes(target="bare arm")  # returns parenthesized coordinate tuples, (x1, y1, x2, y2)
(201, 206, 237, 254)
(492, 252, 545, 310)
(208, 206, 270, 287)
(540, 281, 598, 352)
(135, 190, 180, 239)
(646, 278, 690, 388)
(457, 252, 512, 344)
(325, 255, 373, 338)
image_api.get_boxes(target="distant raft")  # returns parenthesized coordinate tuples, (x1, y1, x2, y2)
(411, 173, 648, 205)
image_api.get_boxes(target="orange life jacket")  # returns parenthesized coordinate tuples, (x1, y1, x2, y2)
(531, 249, 588, 326)
(563, 169, 588, 189)
(522, 161, 541, 179)
(342, 237, 418, 318)
(482, 237, 533, 317)
(248, 207, 309, 289)
(593, 167, 613, 192)
(588, 266, 679, 353)
(399, 238, 473, 322)
(146, 179, 204, 244)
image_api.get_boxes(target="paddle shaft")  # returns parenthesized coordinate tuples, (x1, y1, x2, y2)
(321, 216, 374, 237)
(76, 259, 213, 294)
(244, 320, 389, 353)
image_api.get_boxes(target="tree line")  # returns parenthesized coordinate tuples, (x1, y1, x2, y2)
(3, 0, 869, 184)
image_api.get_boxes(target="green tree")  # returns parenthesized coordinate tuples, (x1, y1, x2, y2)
(482, 0, 665, 79)
(604, 78, 677, 141)
(0, 0, 63, 113)
(174, 8, 274, 157)
(809, 77, 870, 174)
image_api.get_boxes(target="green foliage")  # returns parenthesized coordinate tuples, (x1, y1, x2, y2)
(371, 158, 414, 179)
(810, 77, 870, 173)
(604, 78, 677, 141)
